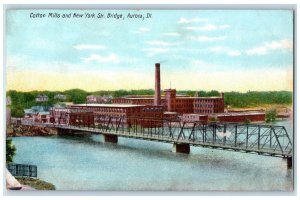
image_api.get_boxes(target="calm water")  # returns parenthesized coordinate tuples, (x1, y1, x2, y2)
(11, 120, 293, 191)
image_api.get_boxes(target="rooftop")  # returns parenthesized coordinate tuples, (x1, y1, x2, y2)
(116, 96, 222, 100)
(70, 104, 146, 108)
(216, 112, 265, 117)
(163, 112, 178, 115)
(183, 113, 208, 116)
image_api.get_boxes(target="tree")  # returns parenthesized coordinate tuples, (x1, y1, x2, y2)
(64, 89, 88, 104)
(11, 106, 25, 118)
(266, 109, 277, 123)
(207, 90, 220, 97)
(6, 138, 16, 163)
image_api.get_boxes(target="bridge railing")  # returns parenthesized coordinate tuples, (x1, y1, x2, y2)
(7, 163, 37, 178)
(81, 115, 292, 156)
(22, 115, 293, 157)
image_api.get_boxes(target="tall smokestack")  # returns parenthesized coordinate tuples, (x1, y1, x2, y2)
(154, 63, 161, 105)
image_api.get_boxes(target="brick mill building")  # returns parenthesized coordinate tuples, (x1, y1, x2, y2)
(50, 103, 164, 127)
(48, 63, 265, 126)
(112, 63, 225, 115)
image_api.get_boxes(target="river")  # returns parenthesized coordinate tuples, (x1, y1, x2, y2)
(11, 120, 293, 191)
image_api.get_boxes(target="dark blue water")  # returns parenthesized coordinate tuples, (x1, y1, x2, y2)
(11, 120, 293, 191)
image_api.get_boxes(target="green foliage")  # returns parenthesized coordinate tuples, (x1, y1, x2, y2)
(180, 90, 220, 97)
(64, 89, 88, 104)
(112, 89, 154, 98)
(206, 90, 220, 97)
(6, 138, 16, 163)
(183, 90, 194, 96)
(11, 106, 25, 118)
(181, 90, 292, 108)
(224, 91, 292, 108)
(266, 109, 277, 123)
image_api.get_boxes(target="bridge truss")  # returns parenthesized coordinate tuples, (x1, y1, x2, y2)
(58, 115, 293, 158)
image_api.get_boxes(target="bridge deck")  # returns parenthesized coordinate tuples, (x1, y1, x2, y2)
(56, 124, 292, 158)
(19, 116, 293, 158)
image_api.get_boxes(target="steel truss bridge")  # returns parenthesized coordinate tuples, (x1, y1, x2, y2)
(24, 115, 293, 168)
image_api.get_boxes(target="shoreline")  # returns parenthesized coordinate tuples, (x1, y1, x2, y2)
(15, 177, 56, 190)
(7, 124, 57, 137)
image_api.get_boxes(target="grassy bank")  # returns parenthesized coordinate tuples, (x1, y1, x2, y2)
(16, 177, 55, 190)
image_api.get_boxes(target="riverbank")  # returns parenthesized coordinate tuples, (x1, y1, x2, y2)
(228, 104, 292, 112)
(7, 125, 57, 137)
(16, 177, 55, 190)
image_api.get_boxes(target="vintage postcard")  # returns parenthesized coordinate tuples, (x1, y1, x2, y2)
(5, 9, 294, 191)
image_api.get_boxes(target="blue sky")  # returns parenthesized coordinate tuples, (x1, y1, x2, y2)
(6, 10, 293, 92)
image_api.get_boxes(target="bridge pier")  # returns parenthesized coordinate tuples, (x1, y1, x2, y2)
(172, 143, 190, 154)
(57, 128, 73, 135)
(287, 157, 292, 169)
(103, 134, 118, 143)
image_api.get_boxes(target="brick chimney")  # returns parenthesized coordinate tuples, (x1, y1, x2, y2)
(154, 63, 161, 105)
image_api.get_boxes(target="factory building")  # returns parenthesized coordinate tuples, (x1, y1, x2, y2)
(50, 103, 164, 127)
(112, 63, 225, 115)
(112, 97, 165, 106)
(46, 62, 264, 126)
(181, 114, 208, 123)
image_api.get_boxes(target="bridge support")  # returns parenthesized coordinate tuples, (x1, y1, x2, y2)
(172, 143, 190, 154)
(57, 128, 73, 135)
(287, 157, 292, 169)
(104, 134, 118, 143)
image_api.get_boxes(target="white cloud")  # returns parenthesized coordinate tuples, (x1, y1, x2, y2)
(132, 27, 150, 34)
(191, 60, 208, 66)
(162, 32, 180, 37)
(189, 36, 226, 42)
(178, 17, 208, 24)
(219, 25, 230, 29)
(139, 27, 150, 32)
(246, 39, 292, 55)
(28, 39, 57, 49)
(145, 40, 182, 46)
(208, 46, 241, 56)
(208, 46, 227, 53)
(97, 31, 110, 37)
(227, 50, 241, 57)
(183, 24, 231, 31)
(81, 54, 120, 63)
(74, 44, 106, 50)
(142, 48, 169, 56)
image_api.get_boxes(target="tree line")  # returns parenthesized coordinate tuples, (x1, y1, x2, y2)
(6, 89, 292, 117)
